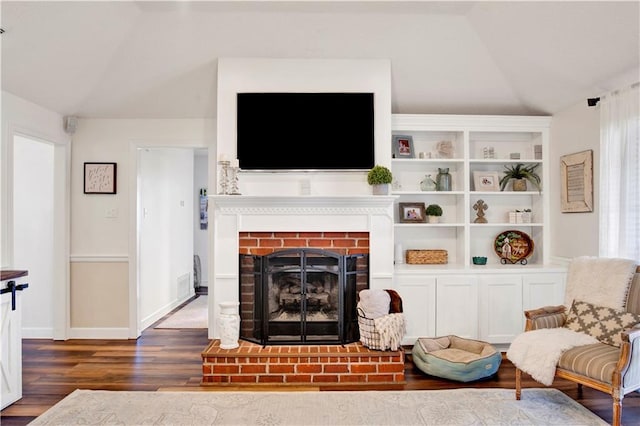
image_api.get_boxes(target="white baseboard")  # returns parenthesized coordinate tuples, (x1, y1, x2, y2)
(22, 327, 54, 339)
(140, 293, 195, 331)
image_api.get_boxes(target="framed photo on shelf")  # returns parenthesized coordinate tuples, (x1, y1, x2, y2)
(473, 171, 500, 192)
(392, 135, 414, 158)
(399, 202, 426, 223)
(84, 162, 117, 194)
(561, 149, 593, 212)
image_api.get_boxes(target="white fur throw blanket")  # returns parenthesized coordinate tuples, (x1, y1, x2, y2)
(507, 328, 598, 386)
(359, 289, 390, 319)
(565, 256, 637, 310)
(373, 313, 406, 351)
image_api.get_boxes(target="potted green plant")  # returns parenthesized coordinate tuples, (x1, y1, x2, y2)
(499, 163, 541, 192)
(425, 204, 443, 223)
(367, 165, 393, 195)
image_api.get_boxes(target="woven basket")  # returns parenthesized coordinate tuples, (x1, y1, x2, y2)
(406, 249, 448, 264)
(357, 308, 386, 350)
(358, 307, 402, 351)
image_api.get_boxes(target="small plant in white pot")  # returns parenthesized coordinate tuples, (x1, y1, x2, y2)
(425, 204, 443, 223)
(367, 165, 393, 195)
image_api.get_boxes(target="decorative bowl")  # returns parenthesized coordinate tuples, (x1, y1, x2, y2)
(472, 256, 487, 265)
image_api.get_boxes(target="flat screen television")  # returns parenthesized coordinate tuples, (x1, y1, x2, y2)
(236, 92, 375, 171)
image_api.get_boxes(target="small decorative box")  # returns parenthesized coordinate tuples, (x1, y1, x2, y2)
(406, 249, 448, 264)
(509, 211, 531, 224)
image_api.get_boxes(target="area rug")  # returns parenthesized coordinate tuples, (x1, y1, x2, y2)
(154, 295, 207, 329)
(29, 388, 607, 425)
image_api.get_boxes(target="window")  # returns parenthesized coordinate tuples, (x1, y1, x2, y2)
(599, 85, 640, 261)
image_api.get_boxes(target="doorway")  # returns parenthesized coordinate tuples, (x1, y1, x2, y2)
(12, 134, 66, 338)
(134, 147, 209, 334)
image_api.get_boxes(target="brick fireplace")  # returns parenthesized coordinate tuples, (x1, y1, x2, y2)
(209, 195, 396, 340)
(203, 195, 401, 385)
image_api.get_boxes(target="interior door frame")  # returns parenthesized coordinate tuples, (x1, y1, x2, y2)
(8, 127, 70, 340)
(127, 141, 209, 338)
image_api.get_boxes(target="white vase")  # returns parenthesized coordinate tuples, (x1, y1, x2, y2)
(428, 215, 439, 224)
(218, 301, 240, 349)
(372, 184, 389, 195)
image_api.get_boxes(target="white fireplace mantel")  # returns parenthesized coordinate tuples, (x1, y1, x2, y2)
(212, 194, 396, 212)
(208, 195, 396, 339)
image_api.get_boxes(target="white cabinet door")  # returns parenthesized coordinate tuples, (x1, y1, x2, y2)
(436, 275, 478, 338)
(1, 280, 24, 409)
(396, 275, 436, 343)
(522, 273, 565, 311)
(478, 275, 523, 343)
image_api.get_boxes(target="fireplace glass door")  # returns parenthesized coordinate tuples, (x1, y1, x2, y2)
(239, 248, 366, 345)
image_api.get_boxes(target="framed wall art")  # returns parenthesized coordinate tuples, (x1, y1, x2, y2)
(399, 202, 426, 223)
(84, 162, 117, 194)
(560, 149, 593, 212)
(473, 171, 500, 192)
(392, 135, 414, 159)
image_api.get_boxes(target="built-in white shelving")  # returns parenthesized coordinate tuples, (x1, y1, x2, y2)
(390, 114, 565, 346)
(391, 114, 551, 269)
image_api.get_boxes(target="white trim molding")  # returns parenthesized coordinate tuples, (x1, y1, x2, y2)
(70, 255, 129, 263)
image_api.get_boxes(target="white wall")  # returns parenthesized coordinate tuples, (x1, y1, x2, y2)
(13, 136, 55, 337)
(216, 58, 391, 196)
(549, 100, 600, 260)
(69, 119, 214, 335)
(138, 148, 194, 329)
(70, 119, 214, 257)
(194, 152, 209, 287)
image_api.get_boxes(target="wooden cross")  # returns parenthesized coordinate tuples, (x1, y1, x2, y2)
(473, 199, 488, 223)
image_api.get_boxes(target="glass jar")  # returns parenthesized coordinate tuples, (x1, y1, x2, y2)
(436, 168, 452, 191)
(420, 174, 437, 191)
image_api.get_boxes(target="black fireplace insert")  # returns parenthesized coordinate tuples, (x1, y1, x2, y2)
(239, 248, 369, 345)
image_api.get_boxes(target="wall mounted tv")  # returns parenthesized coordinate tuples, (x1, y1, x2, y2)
(236, 92, 375, 171)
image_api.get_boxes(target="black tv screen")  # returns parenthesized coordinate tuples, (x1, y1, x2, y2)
(236, 92, 375, 171)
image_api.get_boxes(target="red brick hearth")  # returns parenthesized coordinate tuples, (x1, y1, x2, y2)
(201, 340, 405, 385)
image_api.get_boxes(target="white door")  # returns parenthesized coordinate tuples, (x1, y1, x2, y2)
(13, 135, 57, 338)
(436, 275, 478, 338)
(396, 275, 436, 342)
(1, 277, 26, 409)
(478, 274, 523, 343)
(523, 273, 566, 311)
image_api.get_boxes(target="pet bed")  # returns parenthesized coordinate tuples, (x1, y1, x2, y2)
(412, 335, 501, 382)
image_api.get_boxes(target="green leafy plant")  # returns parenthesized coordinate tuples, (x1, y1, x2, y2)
(367, 165, 393, 185)
(499, 163, 541, 192)
(425, 204, 443, 216)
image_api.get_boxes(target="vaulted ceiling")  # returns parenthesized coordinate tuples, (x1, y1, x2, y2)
(1, 1, 638, 119)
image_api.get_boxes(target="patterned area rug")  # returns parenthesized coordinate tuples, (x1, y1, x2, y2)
(30, 388, 607, 425)
(154, 295, 207, 329)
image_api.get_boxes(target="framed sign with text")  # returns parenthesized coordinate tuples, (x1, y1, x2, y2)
(84, 162, 117, 194)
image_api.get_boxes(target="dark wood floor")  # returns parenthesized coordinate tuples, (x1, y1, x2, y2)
(2, 313, 639, 425)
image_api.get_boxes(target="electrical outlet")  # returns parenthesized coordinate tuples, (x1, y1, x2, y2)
(105, 208, 118, 218)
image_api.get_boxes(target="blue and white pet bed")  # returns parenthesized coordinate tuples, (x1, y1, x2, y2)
(412, 335, 501, 382)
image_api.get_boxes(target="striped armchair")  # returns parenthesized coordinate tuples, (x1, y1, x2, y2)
(515, 267, 640, 426)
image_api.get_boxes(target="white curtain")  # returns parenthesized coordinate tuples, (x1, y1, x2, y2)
(599, 84, 640, 261)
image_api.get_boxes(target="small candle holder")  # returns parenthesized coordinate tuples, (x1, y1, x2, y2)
(228, 166, 241, 195)
(218, 160, 230, 195)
